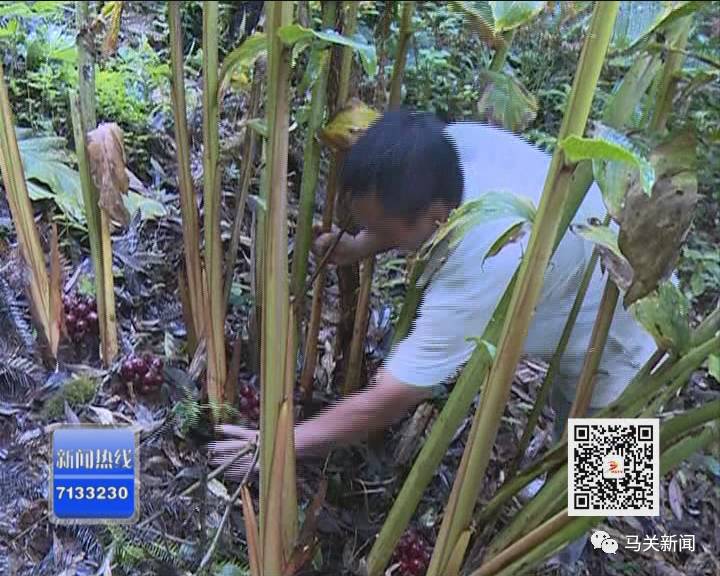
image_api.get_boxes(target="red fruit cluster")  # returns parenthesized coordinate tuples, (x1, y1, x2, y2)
(393, 530, 432, 576)
(238, 384, 260, 422)
(120, 354, 164, 393)
(63, 293, 98, 340)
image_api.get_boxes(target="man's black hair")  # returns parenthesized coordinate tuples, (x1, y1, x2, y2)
(340, 109, 464, 222)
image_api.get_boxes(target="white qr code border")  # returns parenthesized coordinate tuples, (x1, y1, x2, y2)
(568, 418, 660, 517)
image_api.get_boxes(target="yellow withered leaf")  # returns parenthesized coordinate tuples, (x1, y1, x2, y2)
(87, 123, 130, 228)
(319, 98, 380, 151)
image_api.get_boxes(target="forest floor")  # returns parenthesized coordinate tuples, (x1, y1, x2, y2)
(1, 4, 719, 576)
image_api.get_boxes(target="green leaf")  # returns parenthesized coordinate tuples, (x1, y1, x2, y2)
(11, 132, 164, 227)
(0, 3, 33, 17)
(571, 222, 623, 258)
(611, 1, 701, 52)
(123, 192, 167, 221)
(218, 32, 267, 96)
(417, 191, 536, 287)
(466, 337, 497, 361)
(276, 23, 314, 46)
(560, 134, 655, 195)
(708, 355, 720, 382)
(247, 118, 267, 137)
(278, 24, 377, 76)
(482, 220, 528, 265)
(587, 125, 654, 219)
(312, 29, 377, 76)
(630, 281, 691, 354)
(571, 221, 634, 291)
(18, 136, 86, 224)
(449, 1, 498, 46)
(0, 19, 19, 38)
(298, 48, 330, 97)
(476, 70, 538, 133)
(490, 1, 546, 32)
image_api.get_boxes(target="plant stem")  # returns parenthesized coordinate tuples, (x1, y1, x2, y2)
(224, 59, 265, 312)
(649, 16, 693, 134)
(488, 31, 513, 72)
(76, 1, 118, 365)
(202, 1, 227, 409)
(426, 4, 619, 574)
(290, 1, 336, 344)
(566, 280, 620, 420)
(169, 1, 205, 353)
(508, 241, 602, 477)
(388, 1, 414, 107)
(334, 1, 360, 371)
(260, 3, 295, 571)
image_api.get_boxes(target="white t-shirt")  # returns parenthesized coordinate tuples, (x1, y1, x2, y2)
(384, 122, 656, 408)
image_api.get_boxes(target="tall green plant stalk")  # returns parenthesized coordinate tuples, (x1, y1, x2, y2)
(202, 2, 227, 408)
(0, 63, 51, 346)
(502, 243, 602, 484)
(224, 60, 264, 312)
(388, 1, 413, 106)
(301, 1, 356, 399)
(169, 2, 205, 354)
(649, 16, 693, 133)
(488, 31, 513, 72)
(426, 5, 619, 574)
(75, 1, 118, 365)
(290, 1, 336, 344)
(259, 3, 295, 572)
(333, 1, 360, 371)
(566, 280, 619, 419)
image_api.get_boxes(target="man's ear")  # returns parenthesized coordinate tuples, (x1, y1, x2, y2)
(428, 200, 452, 225)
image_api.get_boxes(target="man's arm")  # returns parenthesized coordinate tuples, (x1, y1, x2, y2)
(313, 228, 396, 266)
(210, 369, 433, 475)
(295, 369, 434, 457)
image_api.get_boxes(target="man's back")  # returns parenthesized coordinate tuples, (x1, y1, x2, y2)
(384, 122, 655, 408)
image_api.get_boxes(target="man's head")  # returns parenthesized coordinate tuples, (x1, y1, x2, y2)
(340, 109, 463, 251)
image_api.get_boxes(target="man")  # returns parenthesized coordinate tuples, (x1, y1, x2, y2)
(210, 110, 654, 485)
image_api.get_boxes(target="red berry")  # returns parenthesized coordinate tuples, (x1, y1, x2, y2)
(87, 311, 98, 325)
(75, 319, 87, 332)
(88, 299, 97, 312)
(150, 357, 163, 371)
(120, 361, 134, 380)
(66, 312, 77, 326)
(143, 370, 158, 386)
(240, 397, 249, 410)
(76, 302, 88, 315)
(131, 357, 148, 375)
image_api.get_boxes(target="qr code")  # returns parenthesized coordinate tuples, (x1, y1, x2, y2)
(568, 418, 659, 517)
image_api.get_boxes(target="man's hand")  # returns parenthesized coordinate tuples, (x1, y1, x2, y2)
(311, 224, 359, 267)
(208, 425, 258, 482)
(208, 370, 433, 481)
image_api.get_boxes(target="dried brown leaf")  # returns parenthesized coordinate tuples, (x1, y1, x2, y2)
(668, 475, 684, 521)
(87, 123, 130, 228)
(618, 129, 698, 306)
